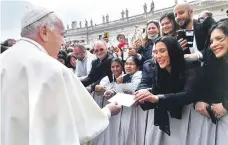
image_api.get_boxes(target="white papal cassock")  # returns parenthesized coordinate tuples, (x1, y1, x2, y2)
(0, 38, 110, 145)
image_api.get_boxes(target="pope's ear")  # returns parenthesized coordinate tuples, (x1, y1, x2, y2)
(39, 25, 49, 42)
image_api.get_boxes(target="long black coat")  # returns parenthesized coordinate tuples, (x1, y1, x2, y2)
(196, 51, 228, 110)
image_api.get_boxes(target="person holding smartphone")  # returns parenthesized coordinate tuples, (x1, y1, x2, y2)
(133, 20, 161, 65)
(174, 2, 215, 60)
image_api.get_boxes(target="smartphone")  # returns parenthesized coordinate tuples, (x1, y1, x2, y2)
(176, 29, 194, 48)
(206, 106, 218, 124)
(176, 30, 186, 40)
(185, 30, 194, 48)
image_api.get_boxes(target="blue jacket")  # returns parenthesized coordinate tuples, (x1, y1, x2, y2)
(136, 59, 155, 90)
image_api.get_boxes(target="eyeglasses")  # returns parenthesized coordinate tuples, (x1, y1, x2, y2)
(94, 48, 104, 53)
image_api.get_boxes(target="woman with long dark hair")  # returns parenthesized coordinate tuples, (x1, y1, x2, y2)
(134, 36, 200, 145)
(160, 12, 179, 37)
(66, 53, 76, 72)
(57, 49, 68, 65)
(191, 22, 228, 145)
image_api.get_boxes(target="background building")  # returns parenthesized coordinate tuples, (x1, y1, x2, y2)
(64, 0, 228, 45)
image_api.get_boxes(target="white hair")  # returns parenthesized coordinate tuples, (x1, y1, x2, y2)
(93, 40, 108, 49)
(20, 13, 60, 38)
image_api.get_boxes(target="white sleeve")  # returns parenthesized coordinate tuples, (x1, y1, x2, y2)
(101, 107, 111, 118)
(33, 69, 110, 144)
(129, 71, 142, 91)
(196, 50, 203, 59)
(99, 76, 110, 86)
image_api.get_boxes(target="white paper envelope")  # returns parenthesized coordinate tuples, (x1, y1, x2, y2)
(108, 93, 135, 107)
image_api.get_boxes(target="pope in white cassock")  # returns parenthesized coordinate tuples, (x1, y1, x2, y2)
(0, 6, 121, 145)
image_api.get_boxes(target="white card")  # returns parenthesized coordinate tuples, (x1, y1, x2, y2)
(108, 93, 136, 107)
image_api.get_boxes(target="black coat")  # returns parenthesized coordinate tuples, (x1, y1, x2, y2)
(136, 59, 155, 90)
(81, 53, 114, 87)
(196, 52, 228, 110)
(184, 18, 215, 55)
(140, 60, 201, 135)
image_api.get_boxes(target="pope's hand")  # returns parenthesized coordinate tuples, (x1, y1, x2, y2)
(106, 103, 122, 116)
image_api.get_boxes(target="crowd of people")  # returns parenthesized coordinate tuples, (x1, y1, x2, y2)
(1, 2, 228, 145)
(65, 2, 227, 145)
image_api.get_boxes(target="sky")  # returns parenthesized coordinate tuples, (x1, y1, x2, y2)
(0, 0, 185, 41)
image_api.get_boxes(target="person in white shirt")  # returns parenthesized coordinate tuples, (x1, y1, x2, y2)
(73, 44, 96, 80)
(0, 6, 121, 145)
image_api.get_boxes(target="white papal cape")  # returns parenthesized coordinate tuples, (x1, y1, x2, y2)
(0, 38, 109, 145)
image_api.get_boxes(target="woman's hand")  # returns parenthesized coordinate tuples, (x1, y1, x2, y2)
(104, 90, 116, 99)
(116, 75, 123, 84)
(212, 103, 228, 119)
(114, 47, 122, 57)
(95, 85, 106, 92)
(133, 39, 142, 49)
(134, 89, 159, 104)
(195, 101, 210, 117)
(128, 48, 137, 56)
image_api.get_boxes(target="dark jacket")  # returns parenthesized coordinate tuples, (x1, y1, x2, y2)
(184, 18, 215, 55)
(140, 60, 201, 135)
(1, 45, 8, 53)
(138, 40, 154, 64)
(196, 51, 228, 110)
(81, 53, 114, 87)
(136, 59, 155, 90)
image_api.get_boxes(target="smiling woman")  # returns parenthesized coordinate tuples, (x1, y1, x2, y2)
(193, 22, 228, 145)
(160, 12, 180, 37)
(210, 24, 228, 58)
(135, 36, 201, 144)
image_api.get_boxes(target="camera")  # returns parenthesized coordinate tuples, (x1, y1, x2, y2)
(176, 29, 194, 48)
